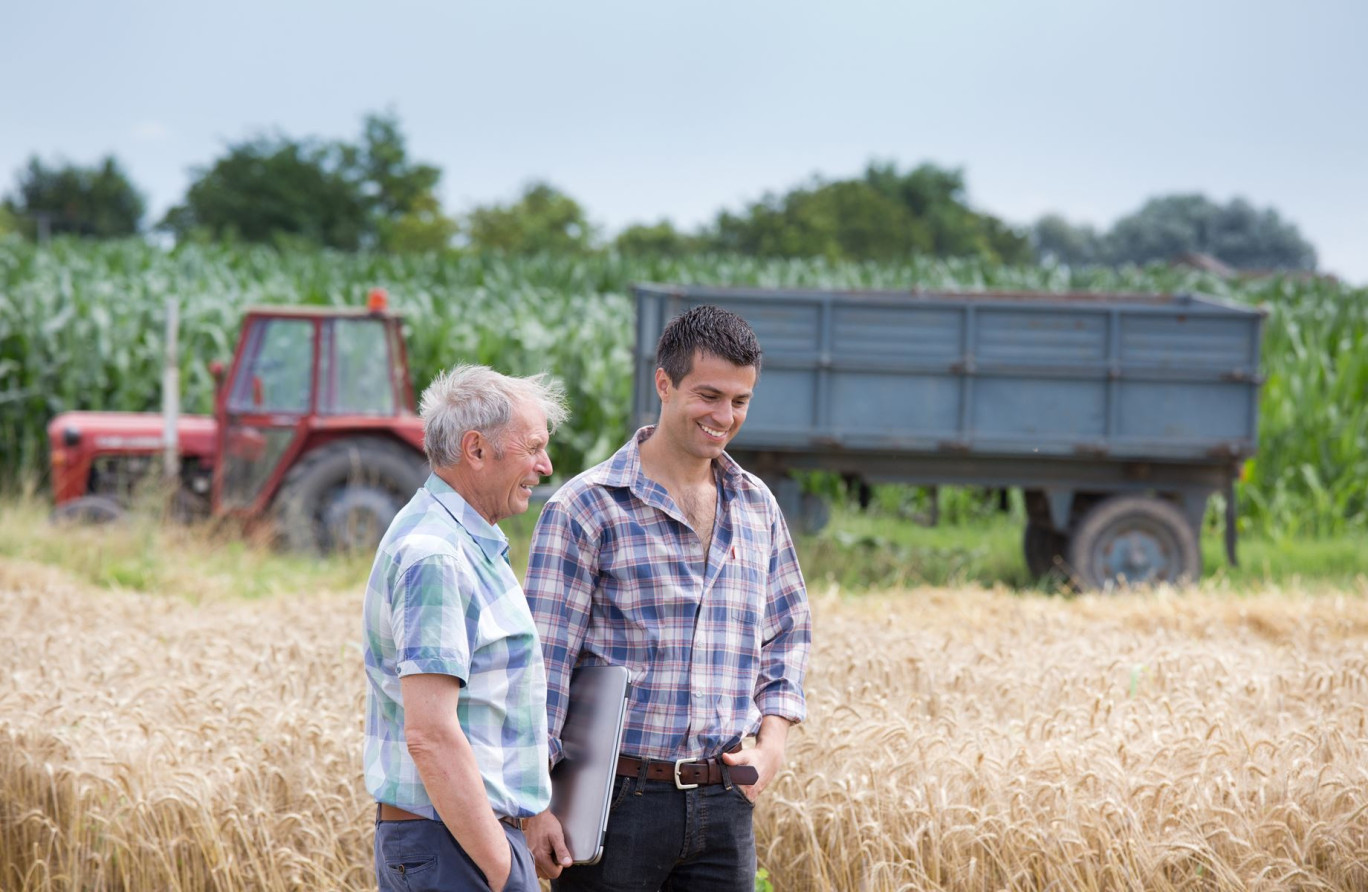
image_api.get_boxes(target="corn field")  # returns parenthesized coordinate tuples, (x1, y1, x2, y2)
(1, 236, 1364, 536)
(3, 547, 1367, 891)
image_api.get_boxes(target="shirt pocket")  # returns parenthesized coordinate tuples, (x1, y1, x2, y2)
(714, 545, 768, 657)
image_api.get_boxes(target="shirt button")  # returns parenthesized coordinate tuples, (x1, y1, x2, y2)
(693, 691, 704, 699)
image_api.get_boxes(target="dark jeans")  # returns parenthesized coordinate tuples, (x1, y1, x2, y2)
(375, 814, 537, 892)
(552, 775, 757, 892)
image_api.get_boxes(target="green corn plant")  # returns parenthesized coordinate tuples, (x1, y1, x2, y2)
(0, 235, 1363, 538)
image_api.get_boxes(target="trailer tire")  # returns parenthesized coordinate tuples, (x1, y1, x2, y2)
(274, 438, 428, 554)
(1067, 495, 1201, 591)
(1023, 522, 1067, 580)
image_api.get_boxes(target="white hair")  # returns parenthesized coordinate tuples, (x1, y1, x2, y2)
(419, 365, 569, 469)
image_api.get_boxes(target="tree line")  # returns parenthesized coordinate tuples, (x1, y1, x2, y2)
(0, 111, 1318, 272)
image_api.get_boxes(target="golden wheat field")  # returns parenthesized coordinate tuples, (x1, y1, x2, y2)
(3, 554, 1368, 891)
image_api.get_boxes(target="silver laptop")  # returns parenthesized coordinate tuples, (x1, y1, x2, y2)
(549, 664, 632, 864)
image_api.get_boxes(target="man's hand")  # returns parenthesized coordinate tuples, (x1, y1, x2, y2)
(722, 715, 793, 802)
(524, 809, 574, 879)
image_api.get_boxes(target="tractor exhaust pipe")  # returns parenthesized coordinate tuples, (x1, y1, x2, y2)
(162, 297, 180, 482)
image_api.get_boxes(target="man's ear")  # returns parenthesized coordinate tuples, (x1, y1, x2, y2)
(459, 430, 485, 467)
(654, 367, 672, 402)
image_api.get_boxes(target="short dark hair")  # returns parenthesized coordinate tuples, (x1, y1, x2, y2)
(655, 305, 762, 385)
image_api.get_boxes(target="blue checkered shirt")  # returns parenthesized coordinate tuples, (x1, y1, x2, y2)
(362, 475, 551, 819)
(525, 427, 810, 764)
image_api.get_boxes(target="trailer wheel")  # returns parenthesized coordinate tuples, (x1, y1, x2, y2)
(1022, 522, 1067, 580)
(274, 438, 428, 553)
(51, 495, 126, 525)
(1066, 495, 1201, 591)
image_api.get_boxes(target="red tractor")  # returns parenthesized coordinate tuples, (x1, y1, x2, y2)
(47, 291, 431, 553)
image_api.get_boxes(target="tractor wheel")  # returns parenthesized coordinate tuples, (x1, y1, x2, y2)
(1066, 495, 1201, 591)
(274, 438, 428, 554)
(1022, 522, 1067, 580)
(51, 495, 126, 525)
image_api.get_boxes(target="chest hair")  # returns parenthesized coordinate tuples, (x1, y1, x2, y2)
(675, 481, 718, 560)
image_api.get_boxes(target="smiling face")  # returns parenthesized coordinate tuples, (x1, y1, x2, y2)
(470, 400, 553, 524)
(654, 350, 757, 463)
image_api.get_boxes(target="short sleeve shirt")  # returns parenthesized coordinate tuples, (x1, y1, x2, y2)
(362, 474, 551, 819)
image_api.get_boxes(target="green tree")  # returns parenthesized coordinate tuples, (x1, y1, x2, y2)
(614, 219, 700, 256)
(3, 155, 145, 239)
(465, 182, 596, 254)
(705, 161, 1028, 264)
(1030, 213, 1104, 266)
(863, 161, 1029, 263)
(714, 179, 918, 260)
(351, 111, 452, 251)
(1106, 194, 1316, 270)
(383, 190, 458, 253)
(161, 111, 454, 252)
(161, 136, 368, 249)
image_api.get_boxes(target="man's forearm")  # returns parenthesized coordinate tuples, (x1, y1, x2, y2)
(756, 713, 792, 756)
(409, 727, 511, 886)
(401, 671, 511, 888)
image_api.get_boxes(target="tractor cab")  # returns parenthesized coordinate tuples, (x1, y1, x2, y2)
(216, 297, 421, 513)
(50, 291, 430, 553)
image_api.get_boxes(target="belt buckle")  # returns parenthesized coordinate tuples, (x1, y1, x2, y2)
(673, 757, 699, 790)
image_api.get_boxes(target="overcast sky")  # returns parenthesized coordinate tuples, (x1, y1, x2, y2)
(3, 0, 1364, 281)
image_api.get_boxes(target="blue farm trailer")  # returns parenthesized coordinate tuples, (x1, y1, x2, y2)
(632, 284, 1264, 591)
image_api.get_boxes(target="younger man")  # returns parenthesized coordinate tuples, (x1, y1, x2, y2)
(525, 306, 811, 890)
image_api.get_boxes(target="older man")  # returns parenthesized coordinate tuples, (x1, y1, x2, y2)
(363, 365, 568, 892)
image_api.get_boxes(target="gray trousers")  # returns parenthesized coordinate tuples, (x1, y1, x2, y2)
(375, 813, 537, 891)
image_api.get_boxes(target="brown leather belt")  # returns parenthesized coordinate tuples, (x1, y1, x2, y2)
(616, 747, 759, 789)
(377, 803, 522, 830)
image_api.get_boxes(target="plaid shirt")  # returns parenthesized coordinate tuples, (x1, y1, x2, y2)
(525, 427, 810, 764)
(362, 475, 551, 819)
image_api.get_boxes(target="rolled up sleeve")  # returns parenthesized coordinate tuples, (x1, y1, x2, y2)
(393, 555, 474, 683)
(754, 506, 810, 723)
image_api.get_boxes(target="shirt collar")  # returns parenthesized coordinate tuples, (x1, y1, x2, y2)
(592, 426, 745, 499)
(423, 473, 511, 564)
